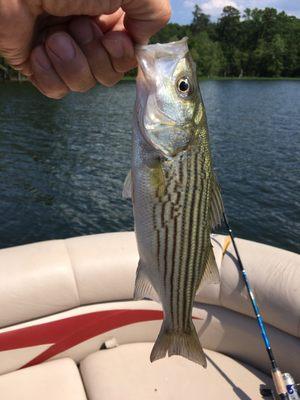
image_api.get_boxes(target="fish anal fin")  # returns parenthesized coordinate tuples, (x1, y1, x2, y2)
(211, 174, 224, 230)
(122, 170, 132, 199)
(202, 247, 220, 285)
(134, 261, 160, 303)
(150, 321, 207, 367)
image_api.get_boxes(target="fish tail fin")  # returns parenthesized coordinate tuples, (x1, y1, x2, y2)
(150, 321, 207, 367)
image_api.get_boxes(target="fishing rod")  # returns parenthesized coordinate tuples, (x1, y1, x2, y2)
(222, 213, 290, 400)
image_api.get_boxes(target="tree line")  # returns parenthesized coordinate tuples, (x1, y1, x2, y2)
(1, 5, 300, 80)
(151, 5, 300, 78)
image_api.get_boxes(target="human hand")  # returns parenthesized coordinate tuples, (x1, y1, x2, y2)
(0, 0, 171, 98)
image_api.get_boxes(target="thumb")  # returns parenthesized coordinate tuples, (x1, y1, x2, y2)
(0, 2, 35, 74)
(123, 0, 171, 44)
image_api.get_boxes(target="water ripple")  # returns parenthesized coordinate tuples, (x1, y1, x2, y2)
(0, 81, 299, 252)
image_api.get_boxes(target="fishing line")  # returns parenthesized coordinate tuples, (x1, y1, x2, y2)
(222, 212, 290, 399)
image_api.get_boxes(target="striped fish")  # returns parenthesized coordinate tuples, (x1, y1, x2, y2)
(123, 38, 224, 366)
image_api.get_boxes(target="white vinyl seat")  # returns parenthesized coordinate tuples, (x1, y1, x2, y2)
(0, 232, 298, 399)
(80, 343, 273, 400)
(0, 358, 87, 400)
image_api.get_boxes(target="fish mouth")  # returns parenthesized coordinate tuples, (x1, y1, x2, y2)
(135, 37, 189, 59)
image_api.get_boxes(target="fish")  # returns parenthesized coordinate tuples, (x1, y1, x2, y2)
(123, 38, 224, 367)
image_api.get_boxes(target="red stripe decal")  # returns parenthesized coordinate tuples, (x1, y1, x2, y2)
(0, 309, 163, 369)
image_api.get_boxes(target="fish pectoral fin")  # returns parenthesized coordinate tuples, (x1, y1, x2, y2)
(134, 261, 160, 303)
(211, 174, 224, 230)
(122, 170, 132, 199)
(202, 247, 220, 285)
(150, 321, 207, 367)
(150, 164, 166, 198)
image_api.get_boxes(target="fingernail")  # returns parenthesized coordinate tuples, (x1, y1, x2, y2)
(47, 33, 76, 61)
(34, 47, 52, 70)
(102, 38, 124, 59)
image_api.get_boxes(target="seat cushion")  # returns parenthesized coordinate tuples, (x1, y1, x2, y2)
(0, 358, 87, 400)
(80, 343, 273, 400)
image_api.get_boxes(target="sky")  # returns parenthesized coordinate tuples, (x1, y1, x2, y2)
(170, 0, 300, 24)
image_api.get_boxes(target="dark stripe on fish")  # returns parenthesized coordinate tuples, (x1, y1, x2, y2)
(185, 156, 211, 327)
(171, 189, 181, 331)
(157, 229, 160, 270)
(181, 152, 196, 328)
(176, 152, 192, 329)
(163, 224, 169, 288)
(182, 151, 201, 329)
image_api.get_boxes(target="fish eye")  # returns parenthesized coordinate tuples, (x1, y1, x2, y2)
(176, 77, 193, 97)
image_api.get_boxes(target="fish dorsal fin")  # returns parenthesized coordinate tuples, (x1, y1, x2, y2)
(134, 261, 160, 303)
(122, 170, 132, 199)
(211, 174, 224, 230)
(202, 247, 220, 284)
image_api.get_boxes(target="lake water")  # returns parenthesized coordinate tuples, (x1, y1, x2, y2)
(0, 81, 299, 253)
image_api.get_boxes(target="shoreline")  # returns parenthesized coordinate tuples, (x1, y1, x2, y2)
(1, 76, 300, 85)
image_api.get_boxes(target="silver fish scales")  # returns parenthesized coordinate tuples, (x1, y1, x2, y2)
(123, 38, 224, 366)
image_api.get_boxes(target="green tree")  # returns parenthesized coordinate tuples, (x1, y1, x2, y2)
(190, 32, 226, 76)
(253, 34, 285, 76)
(217, 6, 242, 75)
(191, 5, 210, 33)
(243, 8, 251, 20)
(150, 5, 300, 78)
(261, 7, 279, 42)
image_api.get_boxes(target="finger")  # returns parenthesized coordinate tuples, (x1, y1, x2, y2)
(35, 23, 69, 47)
(45, 31, 96, 92)
(102, 31, 137, 73)
(68, 17, 123, 86)
(99, 13, 137, 73)
(30, 45, 69, 99)
(0, 0, 119, 74)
